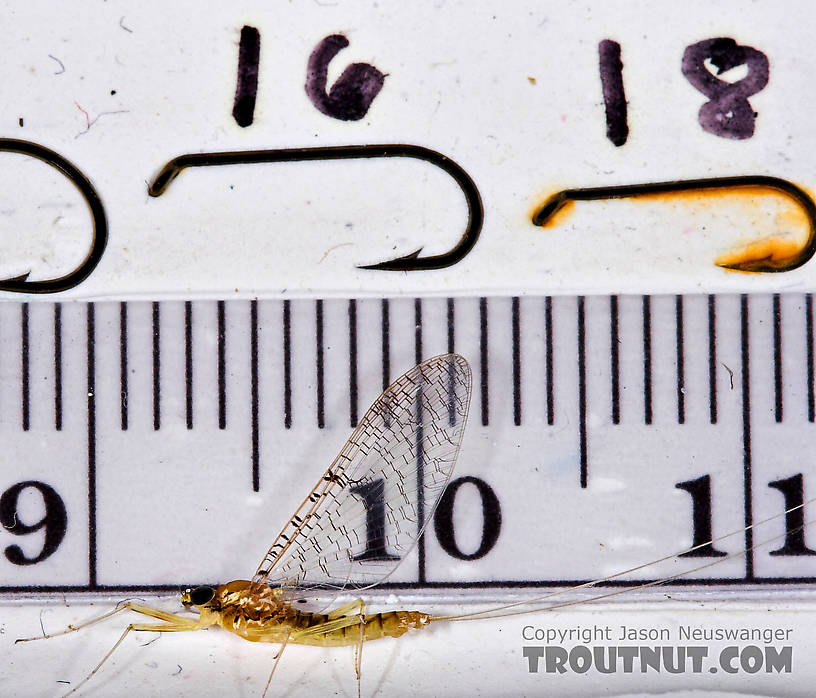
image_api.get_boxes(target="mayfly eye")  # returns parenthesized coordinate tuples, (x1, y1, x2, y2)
(190, 586, 215, 605)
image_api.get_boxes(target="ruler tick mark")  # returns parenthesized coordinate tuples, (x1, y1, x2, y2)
(381, 298, 390, 391)
(250, 299, 260, 491)
(283, 300, 292, 429)
(152, 301, 161, 431)
(21, 303, 29, 431)
(545, 296, 554, 425)
(807, 294, 814, 423)
(675, 295, 685, 425)
(87, 302, 97, 589)
(348, 299, 358, 428)
(53, 303, 62, 431)
(447, 298, 455, 354)
(119, 302, 128, 431)
(642, 295, 653, 425)
(577, 296, 588, 488)
(185, 301, 193, 429)
(316, 300, 325, 429)
(479, 297, 488, 426)
(218, 300, 226, 430)
(741, 294, 755, 580)
(414, 297, 425, 583)
(708, 295, 718, 424)
(773, 293, 783, 423)
(609, 295, 620, 425)
(512, 296, 521, 426)
(415, 298, 423, 365)
(447, 298, 456, 426)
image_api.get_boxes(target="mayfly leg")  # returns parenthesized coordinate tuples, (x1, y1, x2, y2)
(261, 630, 291, 698)
(62, 618, 201, 698)
(291, 599, 368, 697)
(353, 600, 367, 698)
(15, 601, 196, 643)
(17, 602, 203, 698)
(260, 601, 367, 698)
(327, 598, 366, 620)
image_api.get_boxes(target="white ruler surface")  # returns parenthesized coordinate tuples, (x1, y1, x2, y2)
(2, 294, 815, 592)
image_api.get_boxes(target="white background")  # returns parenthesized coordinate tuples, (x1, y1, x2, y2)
(0, 0, 815, 297)
(3, 1, 816, 696)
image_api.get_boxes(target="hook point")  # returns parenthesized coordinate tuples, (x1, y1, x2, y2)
(716, 258, 795, 273)
(358, 248, 423, 271)
(0, 271, 32, 292)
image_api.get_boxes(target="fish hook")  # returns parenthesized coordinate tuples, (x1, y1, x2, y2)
(532, 175, 816, 273)
(0, 138, 107, 293)
(147, 144, 483, 271)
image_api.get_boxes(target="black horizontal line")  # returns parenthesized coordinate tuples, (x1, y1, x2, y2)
(377, 576, 816, 589)
(2, 577, 816, 594)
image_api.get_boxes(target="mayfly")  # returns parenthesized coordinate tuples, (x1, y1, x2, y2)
(16, 353, 816, 696)
(19, 353, 472, 697)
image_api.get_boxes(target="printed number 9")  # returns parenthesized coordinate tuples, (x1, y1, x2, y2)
(0, 481, 67, 565)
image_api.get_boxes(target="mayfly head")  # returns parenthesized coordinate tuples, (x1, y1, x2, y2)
(181, 585, 216, 610)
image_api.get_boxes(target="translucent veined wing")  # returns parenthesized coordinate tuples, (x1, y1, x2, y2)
(253, 353, 471, 594)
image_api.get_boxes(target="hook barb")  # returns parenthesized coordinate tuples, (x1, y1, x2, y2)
(358, 248, 423, 271)
(0, 271, 32, 291)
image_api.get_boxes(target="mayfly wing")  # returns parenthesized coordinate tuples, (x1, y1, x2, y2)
(253, 353, 472, 595)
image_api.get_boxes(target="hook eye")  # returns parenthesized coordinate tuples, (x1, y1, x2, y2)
(532, 176, 816, 273)
(147, 144, 483, 271)
(0, 139, 107, 293)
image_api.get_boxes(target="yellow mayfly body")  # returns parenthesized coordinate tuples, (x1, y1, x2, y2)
(16, 353, 816, 696)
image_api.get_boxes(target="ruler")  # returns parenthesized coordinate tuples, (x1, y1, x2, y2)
(2, 293, 814, 593)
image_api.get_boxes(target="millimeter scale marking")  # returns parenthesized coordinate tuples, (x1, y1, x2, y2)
(0, 294, 815, 594)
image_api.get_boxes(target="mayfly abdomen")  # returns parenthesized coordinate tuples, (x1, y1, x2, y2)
(364, 610, 432, 641)
(289, 610, 432, 647)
